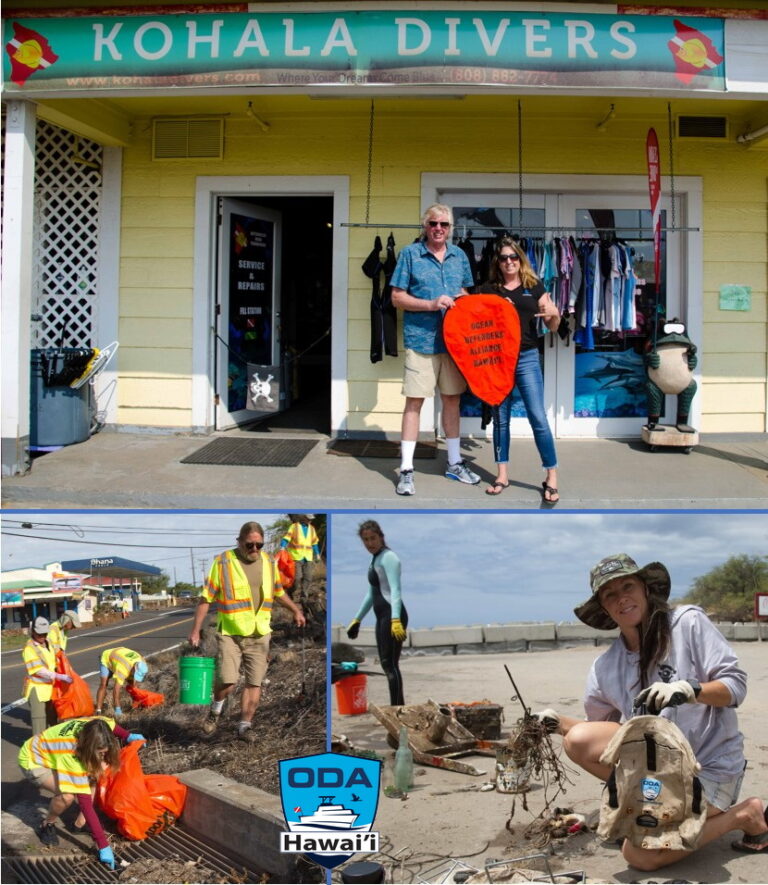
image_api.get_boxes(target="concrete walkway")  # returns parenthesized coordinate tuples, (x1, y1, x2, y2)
(331, 642, 768, 885)
(2, 429, 766, 510)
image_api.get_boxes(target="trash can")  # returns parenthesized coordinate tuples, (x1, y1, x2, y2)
(30, 348, 93, 450)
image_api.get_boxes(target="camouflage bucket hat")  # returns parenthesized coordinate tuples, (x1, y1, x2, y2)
(573, 553, 671, 630)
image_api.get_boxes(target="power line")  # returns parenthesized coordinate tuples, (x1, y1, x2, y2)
(1, 531, 227, 550)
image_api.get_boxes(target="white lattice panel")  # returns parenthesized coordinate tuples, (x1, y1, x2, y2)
(32, 122, 103, 348)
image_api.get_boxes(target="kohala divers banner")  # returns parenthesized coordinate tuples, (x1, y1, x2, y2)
(279, 752, 381, 870)
(3, 11, 725, 93)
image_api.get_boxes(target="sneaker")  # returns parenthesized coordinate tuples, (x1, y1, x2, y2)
(446, 460, 480, 485)
(201, 711, 220, 735)
(396, 469, 415, 496)
(238, 726, 257, 744)
(36, 822, 59, 847)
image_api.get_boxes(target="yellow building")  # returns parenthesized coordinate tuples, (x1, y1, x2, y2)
(2, 0, 766, 475)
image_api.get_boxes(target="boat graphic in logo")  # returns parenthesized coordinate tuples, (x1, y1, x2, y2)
(279, 752, 381, 869)
(642, 777, 662, 800)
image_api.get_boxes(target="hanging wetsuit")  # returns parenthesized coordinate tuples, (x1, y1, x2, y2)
(363, 234, 398, 363)
(352, 546, 408, 705)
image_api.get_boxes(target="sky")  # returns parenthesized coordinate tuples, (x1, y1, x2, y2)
(329, 512, 768, 628)
(1, 512, 293, 585)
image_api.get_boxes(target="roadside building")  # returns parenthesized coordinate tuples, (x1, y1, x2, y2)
(2, 0, 766, 476)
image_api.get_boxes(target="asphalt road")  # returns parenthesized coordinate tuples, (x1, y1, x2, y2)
(1, 607, 196, 808)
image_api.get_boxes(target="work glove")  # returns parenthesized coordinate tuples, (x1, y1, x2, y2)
(531, 708, 561, 733)
(346, 619, 360, 640)
(99, 847, 116, 870)
(126, 733, 145, 744)
(113, 707, 122, 717)
(391, 619, 407, 642)
(633, 680, 700, 715)
(55, 673, 73, 684)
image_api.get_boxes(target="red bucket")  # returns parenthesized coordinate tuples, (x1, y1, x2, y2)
(335, 674, 368, 715)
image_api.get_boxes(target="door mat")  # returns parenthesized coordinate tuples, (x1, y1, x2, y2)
(327, 439, 437, 459)
(181, 438, 318, 467)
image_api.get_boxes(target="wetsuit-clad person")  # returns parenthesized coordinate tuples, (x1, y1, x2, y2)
(346, 520, 408, 706)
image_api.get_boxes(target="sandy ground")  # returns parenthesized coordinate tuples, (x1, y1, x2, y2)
(331, 643, 768, 885)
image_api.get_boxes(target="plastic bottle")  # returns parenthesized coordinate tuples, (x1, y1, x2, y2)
(393, 726, 414, 792)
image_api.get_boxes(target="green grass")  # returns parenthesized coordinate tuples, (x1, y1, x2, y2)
(0, 632, 27, 651)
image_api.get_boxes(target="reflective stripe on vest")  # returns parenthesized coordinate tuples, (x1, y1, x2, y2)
(210, 549, 276, 636)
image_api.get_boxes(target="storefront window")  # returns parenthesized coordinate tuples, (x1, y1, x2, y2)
(573, 209, 666, 419)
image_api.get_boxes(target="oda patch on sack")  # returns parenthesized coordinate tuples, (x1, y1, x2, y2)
(641, 777, 662, 801)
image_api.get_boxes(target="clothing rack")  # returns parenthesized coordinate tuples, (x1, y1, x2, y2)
(341, 222, 700, 233)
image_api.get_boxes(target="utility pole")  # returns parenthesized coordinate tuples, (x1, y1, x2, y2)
(189, 549, 196, 592)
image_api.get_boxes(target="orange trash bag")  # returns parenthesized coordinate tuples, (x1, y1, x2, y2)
(276, 548, 296, 589)
(443, 294, 522, 407)
(126, 684, 165, 708)
(97, 742, 186, 840)
(52, 651, 95, 720)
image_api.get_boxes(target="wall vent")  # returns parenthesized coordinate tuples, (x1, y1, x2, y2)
(677, 115, 728, 139)
(152, 118, 224, 159)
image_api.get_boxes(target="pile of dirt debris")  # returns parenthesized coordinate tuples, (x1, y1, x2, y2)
(115, 578, 326, 797)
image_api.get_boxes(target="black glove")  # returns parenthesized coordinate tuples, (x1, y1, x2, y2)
(346, 619, 360, 640)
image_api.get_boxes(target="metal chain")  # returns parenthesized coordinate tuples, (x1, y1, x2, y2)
(517, 100, 524, 229)
(667, 102, 676, 231)
(365, 99, 375, 225)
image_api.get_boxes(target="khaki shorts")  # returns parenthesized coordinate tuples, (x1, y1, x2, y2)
(402, 349, 466, 398)
(217, 632, 270, 687)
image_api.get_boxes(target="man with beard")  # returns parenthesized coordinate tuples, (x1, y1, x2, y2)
(188, 521, 306, 742)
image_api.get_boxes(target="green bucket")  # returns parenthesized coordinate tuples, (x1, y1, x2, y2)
(179, 656, 216, 705)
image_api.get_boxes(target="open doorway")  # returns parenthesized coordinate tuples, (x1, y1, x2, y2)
(219, 195, 333, 435)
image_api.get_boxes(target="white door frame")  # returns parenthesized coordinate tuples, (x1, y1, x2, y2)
(193, 175, 350, 433)
(423, 172, 703, 437)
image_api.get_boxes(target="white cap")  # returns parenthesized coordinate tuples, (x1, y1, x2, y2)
(33, 616, 50, 634)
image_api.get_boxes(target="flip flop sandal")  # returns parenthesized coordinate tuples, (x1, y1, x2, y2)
(485, 481, 509, 496)
(541, 482, 560, 504)
(731, 831, 768, 853)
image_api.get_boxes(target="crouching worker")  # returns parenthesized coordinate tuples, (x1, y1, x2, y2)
(19, 716, 145, 868)
(533, 553, 767, 870)
(95, 647, 148, 718)
(188, 520, 306, 743)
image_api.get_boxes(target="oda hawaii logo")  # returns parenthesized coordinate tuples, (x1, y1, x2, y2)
(279, 753, 381, 870)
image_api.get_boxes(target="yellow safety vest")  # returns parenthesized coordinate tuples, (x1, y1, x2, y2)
(18, 716, 116, 793)
(100, 647, 144, 685)
(23, 639, 57, 701)
(282, 523, 318, 562)
(47, 621, 67, 654)
(203, 549, 282, 637)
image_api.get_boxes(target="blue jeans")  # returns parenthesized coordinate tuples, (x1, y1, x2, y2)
(492, 348, 558, 469)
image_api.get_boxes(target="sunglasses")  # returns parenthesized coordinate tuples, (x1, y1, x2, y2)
(500, 253, 520, 262)
(427, 220, 451, 229)
(244, 541, 264, 551)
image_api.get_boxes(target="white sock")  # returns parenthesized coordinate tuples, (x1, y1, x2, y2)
(400, 440, 416, 472)
(211, 700, 225, 715)
(238, 721, 252, 732)
(446, 437, 461, 465)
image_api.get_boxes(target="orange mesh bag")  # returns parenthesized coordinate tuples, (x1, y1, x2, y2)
(96, 743, 159, 840)
(443, 294, 522, 407)
(52, 651, 95, 720)
(126, 684, 165, 708)
(276, 548, 296, 589)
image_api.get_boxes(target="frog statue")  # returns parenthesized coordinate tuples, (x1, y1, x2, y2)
(645, 318, 697, 433)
